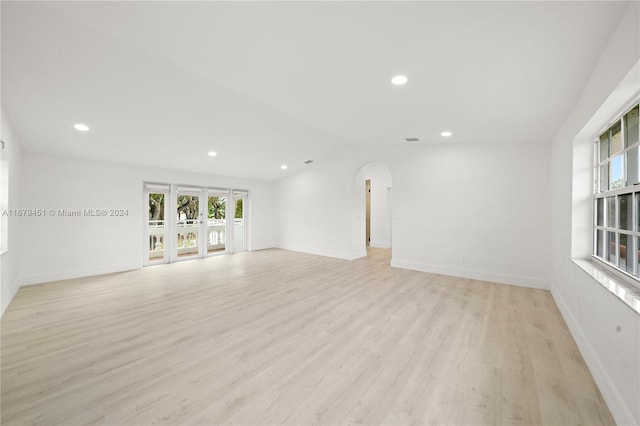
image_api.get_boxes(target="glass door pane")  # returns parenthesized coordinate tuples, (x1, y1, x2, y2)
(147, 191, 167, 263)
(233, 192, 247, 251)
(176, 190, 201, 259)
(207, 192, 226, 254)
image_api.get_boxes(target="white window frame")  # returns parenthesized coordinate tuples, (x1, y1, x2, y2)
(593, 102, 640, 285)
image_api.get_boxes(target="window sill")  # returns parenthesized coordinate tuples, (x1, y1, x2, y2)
(572, 258, 640, 315)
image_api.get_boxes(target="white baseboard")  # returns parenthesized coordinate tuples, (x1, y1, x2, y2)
(551, 286, 637, 426)
(1, 277, 20, 317)
(276, 244, 366, 261)
(370, 241, 391, 248)
(390, 258, 549, 290)
(248, 244, 276, 252)
(20, 263, 141, 287)
(248, 247, 274, 252)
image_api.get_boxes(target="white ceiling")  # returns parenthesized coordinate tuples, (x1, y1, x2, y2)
(1, 1, 630, 180)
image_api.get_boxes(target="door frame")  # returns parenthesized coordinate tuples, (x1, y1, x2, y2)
(365, 179, 371, 247)
(173, 186, 204, 262)
(143, 183, 250, 266)
(232, 190, 249, 252)
(204, 189, 231, 257)
(143, 183, 170, 266)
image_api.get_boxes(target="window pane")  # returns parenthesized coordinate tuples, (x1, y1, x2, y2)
(606, 196, 616, 228)
(619, 233, 633, 273)
(619, 194, 632, 230)
(611, 122, 623, 155)
(596, 230, 603, 258)
(610, 154, 623, 189)
(606, 231, 616, 263)
(600, 133, 610, 162)
(627, 146, 639, 185)
(599, 164, 609, 192)
(596, 198, 604, 226)
(625, 105, 639, 148)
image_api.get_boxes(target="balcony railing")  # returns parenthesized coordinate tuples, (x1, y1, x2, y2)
(148, 219, 244, 259)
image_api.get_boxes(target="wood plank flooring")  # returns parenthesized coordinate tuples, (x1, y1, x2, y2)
(1, 248, 614, 425)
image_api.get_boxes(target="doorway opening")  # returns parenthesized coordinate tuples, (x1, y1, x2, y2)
(353, 163, 392, 259)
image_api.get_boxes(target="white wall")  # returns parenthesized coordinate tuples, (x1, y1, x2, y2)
(1, 111, 23, 316)
(275, 151, 366, 259)
(18, 151, 276, 286)
(276, 140, 551, 289)
(550, 3, 640, 425)
(389, 142, 550, 289)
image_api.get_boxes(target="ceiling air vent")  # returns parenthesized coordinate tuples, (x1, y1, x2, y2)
(405, 137, 420, 142)
(304, 160, 314, 164)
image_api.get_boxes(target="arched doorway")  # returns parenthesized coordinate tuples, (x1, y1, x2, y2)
(352, 163, 392, 258)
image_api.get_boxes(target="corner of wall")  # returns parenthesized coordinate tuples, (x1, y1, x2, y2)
(390, 258, 550, 290)
(1, 110, 24, 317)
(550, 4, 640, 422)
(0, 266, 20, 316)
(276, 243, 366, 261)
(551, 285, 637, 426)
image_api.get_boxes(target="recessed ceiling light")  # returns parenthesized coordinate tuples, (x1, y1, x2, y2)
(281, 165, 288, 170)
(391, 75, 408, 85)
(208, 151, 217, 157)
(74, 123, 90, 131)
(441, 131, 453, 137)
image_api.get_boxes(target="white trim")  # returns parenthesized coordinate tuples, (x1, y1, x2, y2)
(369, 240, 391, 249)
(143, 184, 170, 266)
(205, 188, 231, 257)
(231, 190, 248, 252)
(19, 264, 140, 286)
(551, 285, 637, 426)
(143, 182, 171, 191)
(390, 258, 549, 290)
(1, 276, 20, 316)
(143, 184, 252, 265)
(592, 101, 640, 282)
(277, 244, 366, 261)
(594, 96, 640, 140)
(575, 258, 640, 314)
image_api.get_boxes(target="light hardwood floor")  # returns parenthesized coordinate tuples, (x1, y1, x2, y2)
(1, 248, 613, 425)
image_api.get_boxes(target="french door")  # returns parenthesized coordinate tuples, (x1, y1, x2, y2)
(175, 188, 202, 260)
(233, 191, 248, 252)
(144, 183, 248, 265)
(206, 190, 227, 255)
(144, 184, 170, 265)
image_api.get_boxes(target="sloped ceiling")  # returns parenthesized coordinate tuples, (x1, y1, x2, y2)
(1, 1, 629, 180)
